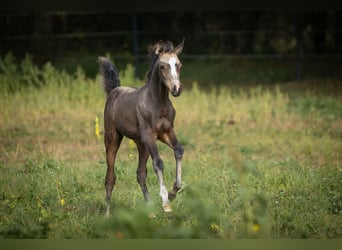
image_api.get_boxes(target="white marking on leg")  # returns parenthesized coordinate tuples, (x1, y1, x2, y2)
(160, 184, 169, 205)
(160, 184, 172, 212)
(176, 160, 182, 188)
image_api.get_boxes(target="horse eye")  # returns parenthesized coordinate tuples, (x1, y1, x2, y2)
(160, 64, 166, 70)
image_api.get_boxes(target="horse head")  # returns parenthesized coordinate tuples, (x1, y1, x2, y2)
(156, 39, 184, 97)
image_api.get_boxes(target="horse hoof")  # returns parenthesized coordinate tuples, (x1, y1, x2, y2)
(163, 203, 173, 212)
(168, 192, 177, 201)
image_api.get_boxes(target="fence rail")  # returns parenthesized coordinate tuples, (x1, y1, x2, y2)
(2, 30, 342, 40)
(1, 11, 341, 80)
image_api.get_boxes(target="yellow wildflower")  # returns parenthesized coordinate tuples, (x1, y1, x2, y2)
(60, 198, 65, 206)
(95, 115, 101, 140)
(209, 223, 220, 233)
(252, 223, 260, 233)
(128, 140, 135, 158)
(129, 139, 135, 149)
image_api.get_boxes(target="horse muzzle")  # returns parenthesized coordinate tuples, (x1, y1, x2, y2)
(170, 81, 183, 97)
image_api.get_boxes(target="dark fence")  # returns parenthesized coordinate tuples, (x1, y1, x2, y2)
(1, 11, 341, 81)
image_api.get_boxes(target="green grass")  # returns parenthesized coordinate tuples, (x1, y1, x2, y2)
(0, 54, 341, 238)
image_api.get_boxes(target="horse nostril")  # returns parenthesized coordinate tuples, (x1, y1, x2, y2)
(171, 84, 182, 97)
(172, 85, 178, 93)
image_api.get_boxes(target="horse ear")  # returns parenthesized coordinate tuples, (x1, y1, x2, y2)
(154, 43, 162, 55)
(174, 38, 185, 55)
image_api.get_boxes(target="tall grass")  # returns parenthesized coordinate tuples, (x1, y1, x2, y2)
(0, 54, 341, 238)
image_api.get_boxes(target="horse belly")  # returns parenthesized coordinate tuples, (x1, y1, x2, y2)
(117, 122, 140, 139)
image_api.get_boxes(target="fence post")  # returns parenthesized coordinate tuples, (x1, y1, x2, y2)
(132, 12, 139, 78)
(294, 11, 302, 81)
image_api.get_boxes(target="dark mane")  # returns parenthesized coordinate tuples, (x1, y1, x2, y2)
(146, 40, 175, 81)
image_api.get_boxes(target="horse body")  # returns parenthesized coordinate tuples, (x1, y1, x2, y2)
(105, 84, 176, 142)
(98, 39, 184, 216)
(104, 87, 140, 139)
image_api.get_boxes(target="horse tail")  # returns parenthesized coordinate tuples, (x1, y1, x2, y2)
(97, 57, 121, 97)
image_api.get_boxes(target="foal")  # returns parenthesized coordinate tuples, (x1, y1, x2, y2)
(98, 39, 185, 216)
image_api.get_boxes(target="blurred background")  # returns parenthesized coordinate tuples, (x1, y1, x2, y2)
(1, 11, 341, 85)
(1, 11, 341, 239)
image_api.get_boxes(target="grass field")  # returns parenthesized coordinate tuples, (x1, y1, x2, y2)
(0, 54, 341, 238)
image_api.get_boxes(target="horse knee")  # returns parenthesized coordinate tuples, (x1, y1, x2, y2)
(136, 168, 147, 184)
(105, 175, 116, 190)
(174, 144, 184, 160)
(153, 158, 164, 172)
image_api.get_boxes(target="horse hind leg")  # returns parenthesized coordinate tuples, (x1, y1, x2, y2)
(153, 156, 173, 212)
(144, 138, 172, 212)
(135, 141, 150, 202)
(104, 130, 123, 217)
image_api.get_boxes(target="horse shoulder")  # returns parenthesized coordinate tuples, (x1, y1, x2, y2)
(163, 100, 176, 122)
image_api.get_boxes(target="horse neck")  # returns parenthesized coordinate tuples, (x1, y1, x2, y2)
(147, 64, 169, 104)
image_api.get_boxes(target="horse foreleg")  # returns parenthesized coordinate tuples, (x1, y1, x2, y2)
(160, 132, 184, 201)
(169, 142, 184, 201)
